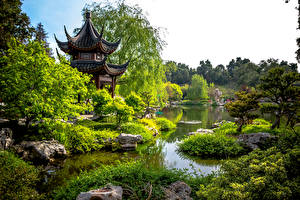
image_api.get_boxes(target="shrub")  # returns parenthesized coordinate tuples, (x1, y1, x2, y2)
(125, 92, 145, 116)
(106, 97, 134, 124)
(92, 89, 112, 116)
(197, 147, 300, 200)
(155, 117, 176, 131)
(214, 122, 238, 135)
(52, 161, 214, 200)
(178, 134, 245, 158)
(0, 151, 42, 200)
(120, 122, 153, 142)
(138, 118, 160, 131)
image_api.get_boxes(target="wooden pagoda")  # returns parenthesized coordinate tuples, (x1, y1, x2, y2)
(55, 11, 129, 97)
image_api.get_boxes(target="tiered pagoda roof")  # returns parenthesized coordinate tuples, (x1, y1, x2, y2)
(55, 11, 129, 76)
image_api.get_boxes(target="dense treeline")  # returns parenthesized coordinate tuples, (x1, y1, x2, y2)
(166, 58, 298, 89)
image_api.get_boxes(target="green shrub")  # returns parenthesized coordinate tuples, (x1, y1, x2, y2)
(120, 122, 153, 142)
(76, 119, 117, 131)
(106, 97, 134, 124)
(52, 161, 214, 200)
(0, 151, 42, 200)
(178, 134, 245, 158)
(214, 122, 238, 135)
(197, 147, 300, 200)
(138, 118, 160, 131)
(92, 89, 112, 116)
(155, 117, 176, 131)
(214, 119, 280, 135)
(52, 123, 104, 153)
(125, 92, 145, 115)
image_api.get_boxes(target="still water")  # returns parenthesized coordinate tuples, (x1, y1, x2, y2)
(44, 105, 233, 192)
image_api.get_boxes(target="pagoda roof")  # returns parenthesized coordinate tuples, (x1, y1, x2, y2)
(71, 58, 129, 76)
(55, 11, 121, 54)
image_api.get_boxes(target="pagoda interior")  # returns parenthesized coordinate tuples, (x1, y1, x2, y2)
(55, 11, 129, 97)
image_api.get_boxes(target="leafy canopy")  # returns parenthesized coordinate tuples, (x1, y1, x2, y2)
(186, 74, 209, 100)
(88, 0, 167, 103)
(258, 67, 300, 129)
(0, 39, 93, 125)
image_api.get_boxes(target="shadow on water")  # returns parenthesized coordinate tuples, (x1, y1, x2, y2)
(44, 105, 233, 192)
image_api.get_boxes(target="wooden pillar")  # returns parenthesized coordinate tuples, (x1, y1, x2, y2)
(111, 76, 115, 98)
(96, 74, 100, 89)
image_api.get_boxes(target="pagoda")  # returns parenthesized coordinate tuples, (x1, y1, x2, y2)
(55, 11, 129, 97)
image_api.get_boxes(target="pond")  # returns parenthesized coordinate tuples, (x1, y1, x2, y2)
(43, 105, 233, 193)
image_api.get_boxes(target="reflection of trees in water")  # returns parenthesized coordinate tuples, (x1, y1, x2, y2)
(141, 139, 166, 169)
(176, 150, 221, 167)
(162, 107, 183, 123)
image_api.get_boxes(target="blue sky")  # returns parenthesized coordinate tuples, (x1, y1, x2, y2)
(22, 0, 299, 68)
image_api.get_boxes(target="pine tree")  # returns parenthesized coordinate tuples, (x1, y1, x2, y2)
(34, 22, 53, 57)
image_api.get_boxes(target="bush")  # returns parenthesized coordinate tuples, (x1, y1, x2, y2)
(125, 92, 145, 116)
(138, 118, 160, 131)
(0, 151, 42, 200)
(120, 122, 153, 142)
(106, 97, 134, 124)
(52, 161, 214, 200)
(155, 117, 176, 131)
(197, 147, 300, 200)
(178, 134, 245, 158)
(214, 119, 280, 135)
(92, 89, 112, 116)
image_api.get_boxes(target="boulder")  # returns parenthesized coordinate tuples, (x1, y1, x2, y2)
(237, 132, 277, 150)
(116, 133, 143, 151)
(16, 139, 67, 163)
(77, 184, 122, 200)
(196, 128, 214, 134)
(164, 181, 192, 200)
(0, 128, 14, 150)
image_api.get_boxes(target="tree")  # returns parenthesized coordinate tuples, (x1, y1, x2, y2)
(0, 39, 92, 128)
(186, 74, 209, 100)
(125, 92, 145, 117)
(88, 0, 167, 103)
(0, 0, 34, 51)
(225, 91, 261, 132)
(258, 67, 300, 129)
(34, 22, 53, 57)
(164, 82, 183, 102)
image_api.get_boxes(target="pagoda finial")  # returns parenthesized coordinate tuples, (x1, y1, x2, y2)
(86, 11, 91, 19)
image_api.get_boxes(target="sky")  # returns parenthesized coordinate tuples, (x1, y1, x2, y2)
(22, 0, 299, 68)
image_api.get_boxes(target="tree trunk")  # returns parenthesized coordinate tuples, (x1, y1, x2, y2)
(237, 123, 243, 132)
(271, 115, 281, 129)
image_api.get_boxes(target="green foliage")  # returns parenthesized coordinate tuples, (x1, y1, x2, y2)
(138, 118, 160, 131)
(259, 67, 300, 129)
(214, 122, 238, 135)
(52, 124, 103, 153)
(186, 74, 209, 100)
(0, 0, 34, 50)
(225, 91, 261, 132)
(164, 82, 183, 102)
(155, 117, 176, 131)
(125, 92, 145, 116)
(178, 134, 245, 158)
(0, 39, 92, 127)
(0, 151, 42, 200)
(120, 122, 153, 142)
(52, 161, 213, 200)
(89, 1, 167, 104)
(92, 89, 112, 116)
(106, 97, 134, 124)
(197, 147, 300, 200)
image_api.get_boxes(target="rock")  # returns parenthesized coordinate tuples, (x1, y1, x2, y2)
(77, 184, 122, 200)
(237, 132, 277, 150)
(0, 128, 14, 150)
(146, 126, 159, 136)
(178, 120, 202, 125)
(116, 133, 143, 151)
(16, 140, 67, 163)
(196, 128, 214, 134)
(164, 181, 192, 200)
